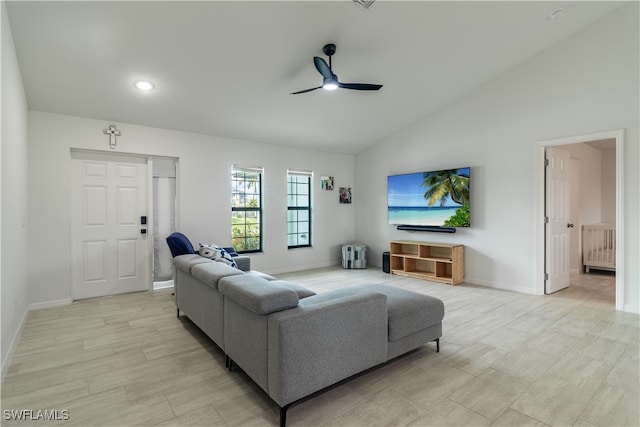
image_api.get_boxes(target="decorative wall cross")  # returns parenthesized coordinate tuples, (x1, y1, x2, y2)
(103, 124, 121, 149)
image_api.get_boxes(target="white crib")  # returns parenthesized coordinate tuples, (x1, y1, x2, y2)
(582, 223, 616, 273)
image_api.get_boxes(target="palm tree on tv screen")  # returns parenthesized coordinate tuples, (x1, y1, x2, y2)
(422, 169, 469, 207)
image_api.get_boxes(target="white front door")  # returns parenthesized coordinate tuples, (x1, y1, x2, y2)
(545, 147, 571, 294)
(71, 152, 150, 300)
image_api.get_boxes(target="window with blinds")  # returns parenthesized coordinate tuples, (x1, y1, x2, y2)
(287, 170, 312, 249)
(231, 165, 263, 253)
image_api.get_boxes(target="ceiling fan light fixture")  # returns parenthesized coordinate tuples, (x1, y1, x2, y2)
(134, 80, 155, 91)
(323, 78, 339, 91)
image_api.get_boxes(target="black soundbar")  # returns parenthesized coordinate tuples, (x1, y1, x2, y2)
(396, 225, 456, 233)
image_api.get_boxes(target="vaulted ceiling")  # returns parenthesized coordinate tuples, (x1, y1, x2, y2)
(5, 1, 624, 154)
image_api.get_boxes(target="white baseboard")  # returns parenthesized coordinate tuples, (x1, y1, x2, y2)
(1, 306, 29, 380)
(466, 277, 537, 295)
(265, 261, 341, 276)
(153, 280, 174, 290)
(623, 303, 639, 314)
(29, 299, 72, 311)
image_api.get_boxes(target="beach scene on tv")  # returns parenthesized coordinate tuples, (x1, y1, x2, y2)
(387, 167, 470, 227)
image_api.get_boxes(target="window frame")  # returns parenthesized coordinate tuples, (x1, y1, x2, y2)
(287, 170, 312, 249)
(231, 165, 263, 254)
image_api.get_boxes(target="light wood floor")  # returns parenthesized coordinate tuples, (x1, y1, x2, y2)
(1, 268, 638, 426)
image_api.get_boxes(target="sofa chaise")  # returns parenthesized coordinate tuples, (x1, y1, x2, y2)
(168, 233, 445, 426)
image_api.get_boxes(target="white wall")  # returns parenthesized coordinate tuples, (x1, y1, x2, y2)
(354, 3, 639, 312)
(27, 112, 355, 305)
(1, 1, 30, 377)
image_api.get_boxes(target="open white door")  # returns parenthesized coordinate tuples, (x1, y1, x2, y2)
(545, 147, 571, 294)
(71, 152, 150, 300)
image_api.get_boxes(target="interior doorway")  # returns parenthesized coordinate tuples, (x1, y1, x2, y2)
(538, 130, 623, 310)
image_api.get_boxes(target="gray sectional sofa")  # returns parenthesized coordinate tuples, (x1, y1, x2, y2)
(173, 254, 444, 426)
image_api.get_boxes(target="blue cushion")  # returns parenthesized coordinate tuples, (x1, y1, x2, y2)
(222, 246, 239, 257)
(166, 232, 196, 257)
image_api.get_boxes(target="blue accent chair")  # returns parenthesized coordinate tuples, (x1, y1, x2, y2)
(166, 232, 196, 257)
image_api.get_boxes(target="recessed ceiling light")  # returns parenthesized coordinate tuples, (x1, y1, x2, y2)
(134, 80, 155, 91)
(548, 8, 565, 20)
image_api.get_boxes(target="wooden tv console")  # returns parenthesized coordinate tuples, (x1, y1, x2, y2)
(390, 240, 464, 285)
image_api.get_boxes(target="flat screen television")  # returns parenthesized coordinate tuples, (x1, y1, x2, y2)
(387, 167, 470, 227)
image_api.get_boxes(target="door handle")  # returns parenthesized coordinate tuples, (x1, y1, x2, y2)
(567, 223, 574, 228)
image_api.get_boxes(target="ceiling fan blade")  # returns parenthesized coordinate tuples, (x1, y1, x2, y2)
(313, 57, 333, 80)
(290, 86, 322, 95)
(339, 82, 383, 91)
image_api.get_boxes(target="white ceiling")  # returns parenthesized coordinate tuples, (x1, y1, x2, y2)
(5, 1, 625, 154)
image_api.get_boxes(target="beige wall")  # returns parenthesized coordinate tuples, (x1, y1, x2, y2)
(564, 143, 604, 272)
(601, 148, 617, 223)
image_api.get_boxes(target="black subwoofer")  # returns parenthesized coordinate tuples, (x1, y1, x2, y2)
(382, 251, 390, 273)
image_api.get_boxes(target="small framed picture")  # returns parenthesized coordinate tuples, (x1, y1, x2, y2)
(321, 176, 334, 190)
(339, 187, 352, 204)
